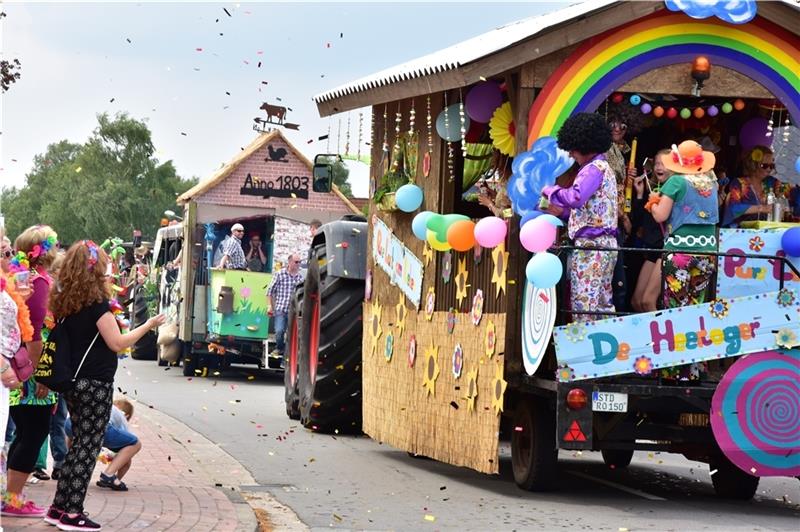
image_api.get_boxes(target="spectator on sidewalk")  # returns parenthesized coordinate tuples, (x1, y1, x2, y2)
(64, 397, 141, 492)
(45, 240, 165, 531)
(267, 254, 303, 366)
(219, 223, 247, 270)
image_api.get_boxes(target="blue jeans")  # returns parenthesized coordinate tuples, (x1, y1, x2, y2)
(273, 312, 288, 354)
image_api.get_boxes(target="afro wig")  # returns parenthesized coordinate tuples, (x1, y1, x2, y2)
(556, 113, 612, 156)
(605, 102, 645, 136)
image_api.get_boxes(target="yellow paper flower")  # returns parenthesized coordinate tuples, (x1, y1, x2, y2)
(489, 102, 516, 156)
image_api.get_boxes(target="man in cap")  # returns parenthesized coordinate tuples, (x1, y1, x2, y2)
(219, 223, 247, 270)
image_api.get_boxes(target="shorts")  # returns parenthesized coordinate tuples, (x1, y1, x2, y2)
(65, 419, 139, 453)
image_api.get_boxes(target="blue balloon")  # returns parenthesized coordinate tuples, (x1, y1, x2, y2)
(508, 136, 574, 220)
(519, 210, 544, 227)
(537, 214, 564, 227)
(781, 227, 800, 258)
(412, 211, 433, 240)
(395, 184, 424, 213)
(525, 252, 563, 289)
(795, 155, 800, 174)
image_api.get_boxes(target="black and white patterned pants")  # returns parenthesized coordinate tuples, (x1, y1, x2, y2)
(52, 378, 113, 514)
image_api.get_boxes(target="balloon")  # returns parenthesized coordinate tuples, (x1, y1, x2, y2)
(536, 213, 565, 227)
(436, 104, 470, 142)
(667, 107, 678, 119)
(640, 103, 652, 114)
(612, 93, 624, 103)
(739, 117, 770, 150)
(734, 98, 746, 111)
(781, 227, 800, 257)
(525, 252, 563, 289)
(653, 106, 664, 118)
(519, 210, 544, 227)
(707, 105, 719, 117)
(444, 213, 469, 225)
(427, 230, 451, 252)
(680, 108, 691, 119)
(796, 155, 800, 174)
(395, 184, 423, 213)
(520, 218, 557, 253)
(412, 211, 434, 240)
(474, 216, 507, 248)
(694, 107, 705, 119)
(721, 102, 733, 114)
(426, 213, 448, 240)
(465, 81, 502, 123)
(446, 220, 476, 252)
(629, 94, 641, 105)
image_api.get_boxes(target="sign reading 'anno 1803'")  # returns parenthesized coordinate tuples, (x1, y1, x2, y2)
(552, 289, 800, 382)
(240, 172, 309, 199)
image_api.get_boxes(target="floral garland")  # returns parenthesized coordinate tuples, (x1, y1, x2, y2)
(8, 251, 30, 274)
(0, 273, 34, 342)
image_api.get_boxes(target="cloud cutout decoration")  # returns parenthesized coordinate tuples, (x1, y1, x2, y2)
(507, 136, 574, 219)
(664, 0, 757, 25)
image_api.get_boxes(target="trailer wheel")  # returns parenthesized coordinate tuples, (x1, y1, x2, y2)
(284, 287, 304, 420)
(710, 455, 759, 500)
(601, 449, 634, 469)
(297, 244, 363, 434)
(182, 351, 198, 376)
(511, 397, 558, 491)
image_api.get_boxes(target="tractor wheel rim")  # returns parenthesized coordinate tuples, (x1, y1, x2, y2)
(289, 317, 299, 386)
(309, 295, 320, 383)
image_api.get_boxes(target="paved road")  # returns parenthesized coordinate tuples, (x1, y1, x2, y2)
(117, 359, 800, 531)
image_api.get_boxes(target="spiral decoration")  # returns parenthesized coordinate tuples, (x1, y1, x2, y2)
(521, 281, 557, 376)
(711, 350, 800, 477)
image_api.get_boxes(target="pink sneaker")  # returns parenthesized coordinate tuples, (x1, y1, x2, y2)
(1, 499, 47, 517)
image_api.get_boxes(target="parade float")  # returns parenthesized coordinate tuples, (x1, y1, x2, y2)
(294, 0, 800, 499)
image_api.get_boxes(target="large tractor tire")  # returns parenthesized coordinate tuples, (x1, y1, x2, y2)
(131, 285, 157, 360)
(284, 287, 304, 420)
(511, 397, 558, 491)
(710, 454, 759, 500)
(601, 449, 634, 469)
(297, 244, 363, 434)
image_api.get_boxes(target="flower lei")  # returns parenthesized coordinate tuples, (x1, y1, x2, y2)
(0, 273, 34, 342)
(8, 251, 30, 274)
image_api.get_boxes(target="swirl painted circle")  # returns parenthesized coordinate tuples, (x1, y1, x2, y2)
(711, 350, 800, 477)
(522, 281, 557, 376)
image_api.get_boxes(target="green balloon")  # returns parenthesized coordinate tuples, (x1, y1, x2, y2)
(680, 108, 691, 119)
(426, 214, 448, 241)
(721, 102, 733, 114)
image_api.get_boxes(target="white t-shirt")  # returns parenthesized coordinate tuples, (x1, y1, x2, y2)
(109, 405, 129, 431)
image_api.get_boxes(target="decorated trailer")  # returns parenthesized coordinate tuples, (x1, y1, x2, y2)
(293, 0, 800, 499)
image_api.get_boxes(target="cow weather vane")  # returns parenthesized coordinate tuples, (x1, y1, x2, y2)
(253, 101, 300, 132)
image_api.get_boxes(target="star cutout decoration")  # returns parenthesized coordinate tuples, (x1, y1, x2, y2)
(491, 242, 509, 298)
(464, 367, 479, 412)
(368, 300, 383, 356)
(422, 343, 440, 397)
(490, 361, 508, 416)
(423, 242, 434, 266)
(454, 257, 469, 308)
(395, 295, 406, 338)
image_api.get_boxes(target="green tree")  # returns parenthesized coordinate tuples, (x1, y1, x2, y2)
(314, 154, 353, 197)
(1, 113, 197, 244)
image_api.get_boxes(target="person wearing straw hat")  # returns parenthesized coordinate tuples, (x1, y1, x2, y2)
(647, 140, 719, 309)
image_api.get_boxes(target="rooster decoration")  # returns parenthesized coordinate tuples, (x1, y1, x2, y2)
(266, 144, 288, 163)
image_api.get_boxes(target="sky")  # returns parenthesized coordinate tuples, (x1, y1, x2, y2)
(0, 1, 564, 200)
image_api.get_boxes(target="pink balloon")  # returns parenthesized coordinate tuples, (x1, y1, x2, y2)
(465, 81, 502, 123)
(520, 218, 557, 253)
(474, 216, 507, 248)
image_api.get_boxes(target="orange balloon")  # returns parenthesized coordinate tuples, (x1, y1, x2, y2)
(694, 107, 705, 118)
(446, 220, 476, 252)
(653, 106, 664, 118)
(734, 98, 746, 111)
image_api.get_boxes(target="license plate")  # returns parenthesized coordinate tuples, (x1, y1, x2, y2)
(592, 391, 628, 413)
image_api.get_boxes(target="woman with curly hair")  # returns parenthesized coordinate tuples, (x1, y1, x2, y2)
(542, 112, 618, 322)
(4, 225, 59, 518)
(44, 241, 164, 531)
(721, 146, 783, 227)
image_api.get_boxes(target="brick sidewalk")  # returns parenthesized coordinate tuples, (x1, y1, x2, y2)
(2, 401, 259, 532)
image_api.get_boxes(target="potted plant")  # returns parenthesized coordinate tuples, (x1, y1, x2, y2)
(374, 132, 418, 212)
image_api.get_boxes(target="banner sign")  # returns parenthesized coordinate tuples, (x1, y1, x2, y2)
(371, 215, 424, 308)
(717, 228, 800, 298)
(553, 289, 800, 382)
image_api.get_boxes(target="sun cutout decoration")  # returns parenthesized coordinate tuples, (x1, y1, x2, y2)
(454, 257, 469, 308)
(491, 242, 509, 298)
(490, 361, 508, 416)
(423, 242, 434, 266)
(368, 300, 383, 356)
(465, 367, 479, 412)
(485, 320, 497, 357)
(422, 343, 440, 397)
(395, 295, 406, 338)
(489, 102, 516, 156)
(424, 287, 436, 321)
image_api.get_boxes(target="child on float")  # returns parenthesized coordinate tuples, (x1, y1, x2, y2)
(629, 149, 673, 312)
(646, 140, 719, 309)
(541, 112, 618, 322)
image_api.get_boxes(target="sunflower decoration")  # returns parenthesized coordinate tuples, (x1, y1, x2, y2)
(385, 333, 395, 362)
(563, 322, 587, 343)
(556, 365, 575, 382)
(424, 287, 436, 321)
(709, 299, 730, 319)
(491, 242, 509, 298)
(395, 295, 406, 338)
(454, 257, 469, 307)
(777, 288, 796, 308)
(422, 343, 440, 397)
(489, 102, 516, 156)
(368, 300, 383, 356)
(774, 328, 799, 348)
(490, 361, 508, 416)
(633, 355, 654, 376)
(485, 320, 497, 357)
(423, 242, 434, 266)
(464, 367, 479, 412)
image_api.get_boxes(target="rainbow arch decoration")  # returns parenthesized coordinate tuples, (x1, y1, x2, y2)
(527, 10, 800, 147)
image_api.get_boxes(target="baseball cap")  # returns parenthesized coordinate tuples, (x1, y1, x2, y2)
(231, 223, 244, 232)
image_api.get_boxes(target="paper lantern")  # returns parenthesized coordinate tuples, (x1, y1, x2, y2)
(694, 107, 705, 119)
(489, 102, 516, 156)
(680, 108, 691, 119)
(721, 102, 733, 114)
(465, 81, 503, 123)
(653, 106, 665, 118)
(667, 107, 678, 119)
(629, 94, 641, 105)
(611, 93, 624, 103)
(734, 99, 746, 111)
(707, 105, 719, 117)
(640, 103, 652, 114)
(436, 104, 469, 142)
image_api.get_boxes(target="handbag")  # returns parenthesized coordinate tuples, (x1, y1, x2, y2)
(9, 345, 34, 382)
(36, 319, 100, 393)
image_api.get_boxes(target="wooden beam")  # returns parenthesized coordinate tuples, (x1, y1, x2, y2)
(331, 183, 364, 216)
(756, 2, 800, 35)
(618, 63, 773, 99)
